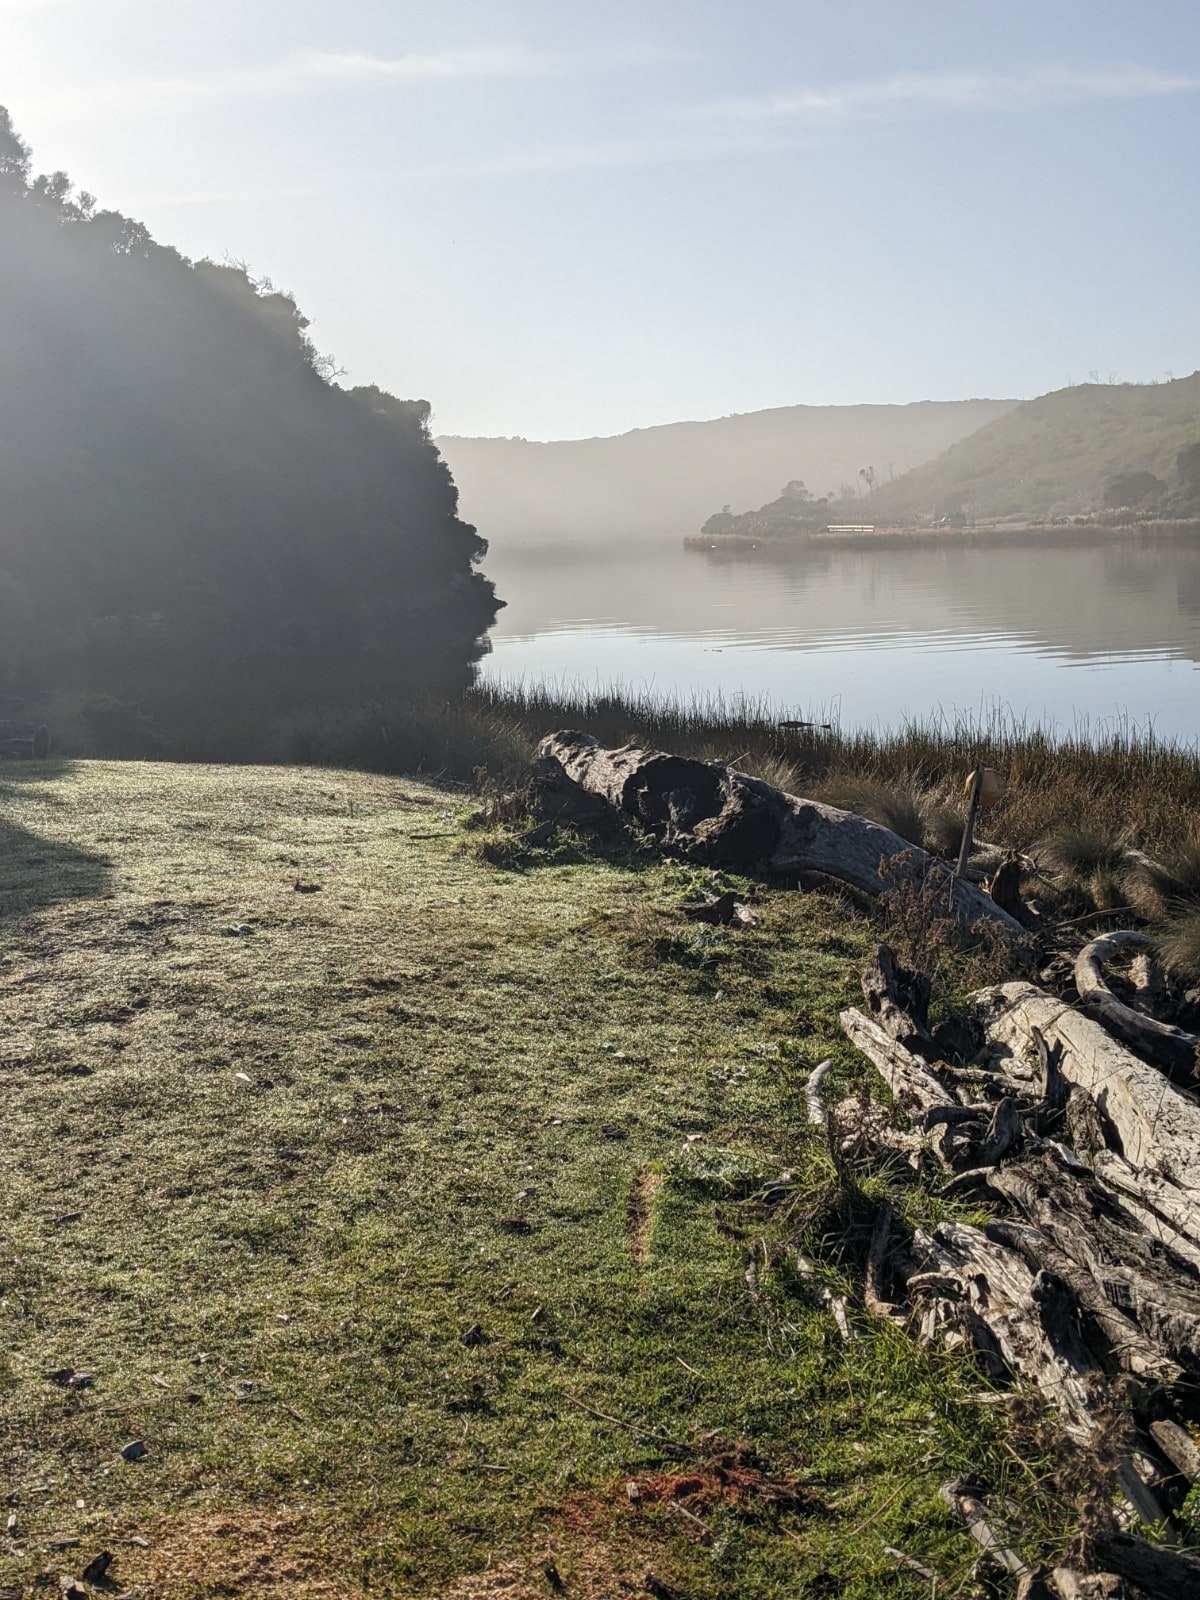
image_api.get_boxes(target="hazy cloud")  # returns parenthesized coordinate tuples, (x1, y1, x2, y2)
(699, 63, 1200, 124)
(25, 45, 550, 119)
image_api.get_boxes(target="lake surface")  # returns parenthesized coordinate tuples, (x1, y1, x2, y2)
(480, 532, 1200, 741)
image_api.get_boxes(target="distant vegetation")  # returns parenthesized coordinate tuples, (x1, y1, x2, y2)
(0, 108, 499, 754)
(694, 377, 1200, 541)
(862, 375, 1200, 525)
(440, 397, 1017, 551)
(693, 479, 834, 545)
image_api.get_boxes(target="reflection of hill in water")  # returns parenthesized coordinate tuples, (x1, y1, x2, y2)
(488, 534, 1200, 664)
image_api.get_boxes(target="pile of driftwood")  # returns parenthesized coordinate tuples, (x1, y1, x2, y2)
(532, 734, 1200, 1594)
(837, 942, 1200, 1599)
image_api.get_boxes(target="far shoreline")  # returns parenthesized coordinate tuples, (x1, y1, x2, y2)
(682, 516, 1200, 554)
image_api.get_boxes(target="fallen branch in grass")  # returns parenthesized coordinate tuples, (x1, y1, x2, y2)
(1073, 929, 1200, 1084)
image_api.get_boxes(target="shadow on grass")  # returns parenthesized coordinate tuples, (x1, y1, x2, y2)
(0, 760, 111, 923)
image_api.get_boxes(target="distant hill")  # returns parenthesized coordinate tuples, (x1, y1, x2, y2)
(438, 398, 1017, 549)
(866, 376, 1200, 522)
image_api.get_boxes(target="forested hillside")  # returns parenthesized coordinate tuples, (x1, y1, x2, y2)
(0, 109, 498, 751)
(864, 376, 1200, 522)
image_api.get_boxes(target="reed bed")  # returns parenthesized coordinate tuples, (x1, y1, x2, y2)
(467, 681, 1200, 860)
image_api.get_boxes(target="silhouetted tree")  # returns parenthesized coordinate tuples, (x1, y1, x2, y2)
(0, 109, 500, 741)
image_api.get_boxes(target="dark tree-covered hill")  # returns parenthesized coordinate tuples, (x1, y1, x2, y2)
(0, 108, 499, 744)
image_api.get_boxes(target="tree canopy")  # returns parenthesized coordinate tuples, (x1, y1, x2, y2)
(1102, 470, 1166, 509)
(0, 108, 499, 747)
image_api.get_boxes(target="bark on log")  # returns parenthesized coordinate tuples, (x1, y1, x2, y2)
(1089, 1531, 1200, 1600)
(972, 983, 1200, 1203)
(1087, 1148, 1200, 1274)
(911, 1221, 1099, 1435)
(838, 1008, 956, 1115)
(979, 1150, 1200, 1371)
(986, 1216, 1183, 1385)
(1074, 931, 1200, 1085)
(860, 943, 935, 1055)
(1149, 1419, 1200, 1483)
(537, 732, 1024, 933)
(864, 1199, 905, 1322)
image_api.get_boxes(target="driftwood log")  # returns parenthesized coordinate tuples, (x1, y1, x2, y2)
(537, 732, 1023, 933)
(973, 982, 1200, 1233)
(1088, 1532, 1200, 1600)
(1073, 930, 1200, 1084)
(912, 1220, 1099, 1436)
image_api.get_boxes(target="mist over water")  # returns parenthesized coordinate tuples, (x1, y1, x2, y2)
(481, 533, 1200, 741)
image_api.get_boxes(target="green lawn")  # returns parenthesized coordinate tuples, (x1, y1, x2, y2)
(0, 759, 1061, 1598)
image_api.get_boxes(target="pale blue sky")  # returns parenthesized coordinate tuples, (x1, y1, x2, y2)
(5, 0, 1199, 438)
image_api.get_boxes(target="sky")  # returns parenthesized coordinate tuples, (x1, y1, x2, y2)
(4, 0, 1200, 439)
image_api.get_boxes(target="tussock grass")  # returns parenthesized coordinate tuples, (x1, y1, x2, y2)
(0, 757, 1079, 1596)
(1157, 906, 1200, 981)
(1128, 840, 1200, 918)
(471, 681, 1200, 863)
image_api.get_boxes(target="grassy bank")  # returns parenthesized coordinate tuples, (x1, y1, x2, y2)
(2, 758, 1080, 1597)
(35, 680, 1200, 868)
(462, 683, 1200, 861)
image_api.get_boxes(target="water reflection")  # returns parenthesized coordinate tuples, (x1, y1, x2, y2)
(481, 533, 1200, 740)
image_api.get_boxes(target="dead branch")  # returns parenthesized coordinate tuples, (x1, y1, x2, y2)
(1074, 930, 1200, 1084)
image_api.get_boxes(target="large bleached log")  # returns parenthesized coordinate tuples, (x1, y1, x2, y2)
(987, 1216, 1184, 1386)
(973, 982, 1200, 1199)
(981, 1148, 1200, 1375)
(1087, 1147, 1200, 1273)
(1074, 930, 1200, 1084)
(537, 732, 1023, 932)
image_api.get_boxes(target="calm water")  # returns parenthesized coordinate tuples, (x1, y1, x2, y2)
(480, 533, 1200, 741)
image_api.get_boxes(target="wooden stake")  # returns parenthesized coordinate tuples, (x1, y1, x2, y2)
(956, 765, 985, 880)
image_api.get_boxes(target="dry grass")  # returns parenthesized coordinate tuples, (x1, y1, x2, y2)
(470, 685, 1200, 864)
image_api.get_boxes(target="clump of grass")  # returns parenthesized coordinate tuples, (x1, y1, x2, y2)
(1155, 906, 1200, 982)
(812, 774, 965, 860)
(815, 775, 929, 849)
(1127, 839, 1200, 919)
(1033, 821, 1132, 910)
